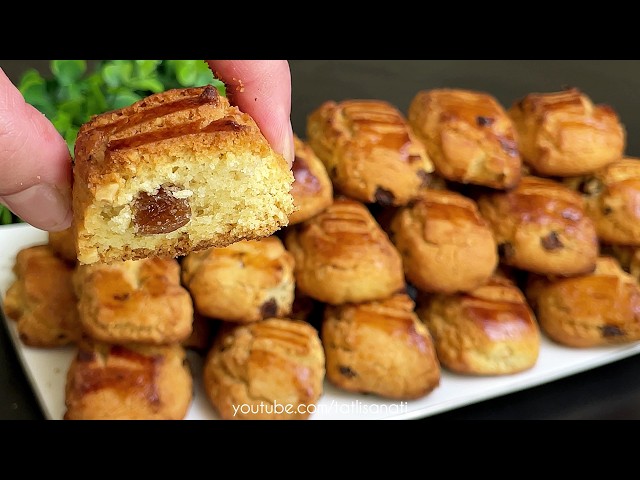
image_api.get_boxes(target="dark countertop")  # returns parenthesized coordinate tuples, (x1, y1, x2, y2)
(2, 60, 640, 420)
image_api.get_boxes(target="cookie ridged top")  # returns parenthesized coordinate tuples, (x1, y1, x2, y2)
(509, 88, 625, 176)
(285, 197, 405, 304)
(203, 318, 325, 420)
(75, 86, 268, 178)
(408, 88, 521, 189)
(307, 99, 433, 206)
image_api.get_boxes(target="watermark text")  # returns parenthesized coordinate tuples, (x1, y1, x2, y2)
(231, 399, 408, 418)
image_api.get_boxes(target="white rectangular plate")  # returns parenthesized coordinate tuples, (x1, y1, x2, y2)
(3, 223, 640, 420)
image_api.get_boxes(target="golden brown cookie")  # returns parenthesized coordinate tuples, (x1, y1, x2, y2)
(64, 339, 192, 420)
(526, 256, 640, 347)
(306, 99, 434, 206)
(389, 189, 498, 294)
(73, 85, 294, 265)
(285, 197, 405, 304)
(203, 318, 325, 420)
(322, 293, 440, 399)
(408, 88, 521, 189)
(48, 226, 77, 264)
(3, 245, 81, 347)
(74, 257, 193, 345)
(181, 236, 295, 323)
(417, 275, 540, 375)
(509, 88, 625, 176)
(564, 158, 640, 245)
(289, 135, 333, 225)
(477, 176, 598, 276)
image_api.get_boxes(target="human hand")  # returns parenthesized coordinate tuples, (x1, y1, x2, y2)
(206, 60, 294, 166)
(0, 60, 294, 232)
(0, 67, 73, 231)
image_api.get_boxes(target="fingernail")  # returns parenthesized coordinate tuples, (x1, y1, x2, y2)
(1, 184, 72, 231)
(282, 119, 295, 167)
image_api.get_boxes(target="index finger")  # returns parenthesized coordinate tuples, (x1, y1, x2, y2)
(206, 60, 294, 166)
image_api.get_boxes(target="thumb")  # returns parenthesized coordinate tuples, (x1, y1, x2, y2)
(0, 67, 72, 231)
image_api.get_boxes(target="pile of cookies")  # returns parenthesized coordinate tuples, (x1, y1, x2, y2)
(5, 85, 640, 420)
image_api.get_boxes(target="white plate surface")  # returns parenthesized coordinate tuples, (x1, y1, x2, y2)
(2, 223, 640, 420)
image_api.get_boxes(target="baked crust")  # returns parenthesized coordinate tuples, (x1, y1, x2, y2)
(285, 197, 405, 304)
(526, 256, 640, 347)
(322, 293, 440, 399)
(390, 189, 497, 293)
(74, 257, 193, 345)
(565, 158, 640, 245)
(289, 135, 333, 225)
(203, 318, 325, 420)
(3, 245, 81, 347)
(509, 88, 625, 176)
(408, 88, 521, 189)
(477, 176, 598, 276)
(306, 99, 434, 206)
(181, 236, 295, 323)
(417, 275, 540, 375)
(64, 340, 192, 420)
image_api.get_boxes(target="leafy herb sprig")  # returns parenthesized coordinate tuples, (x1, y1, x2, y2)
(0, 60, 226, 225)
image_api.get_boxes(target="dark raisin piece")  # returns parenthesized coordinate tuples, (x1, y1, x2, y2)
(404, 283, 418, 302)
(199, 85, 219, 103)
(498, 242, 515, 258)
(132, 185, 192, 235)
(541, 231, 563, 251)
(339, 365, 357, 378)
(260, 298, 278, 319)
(476, 116, 494, 127)
(374, 187, 395, 206)
(601, 325, 625, 337)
